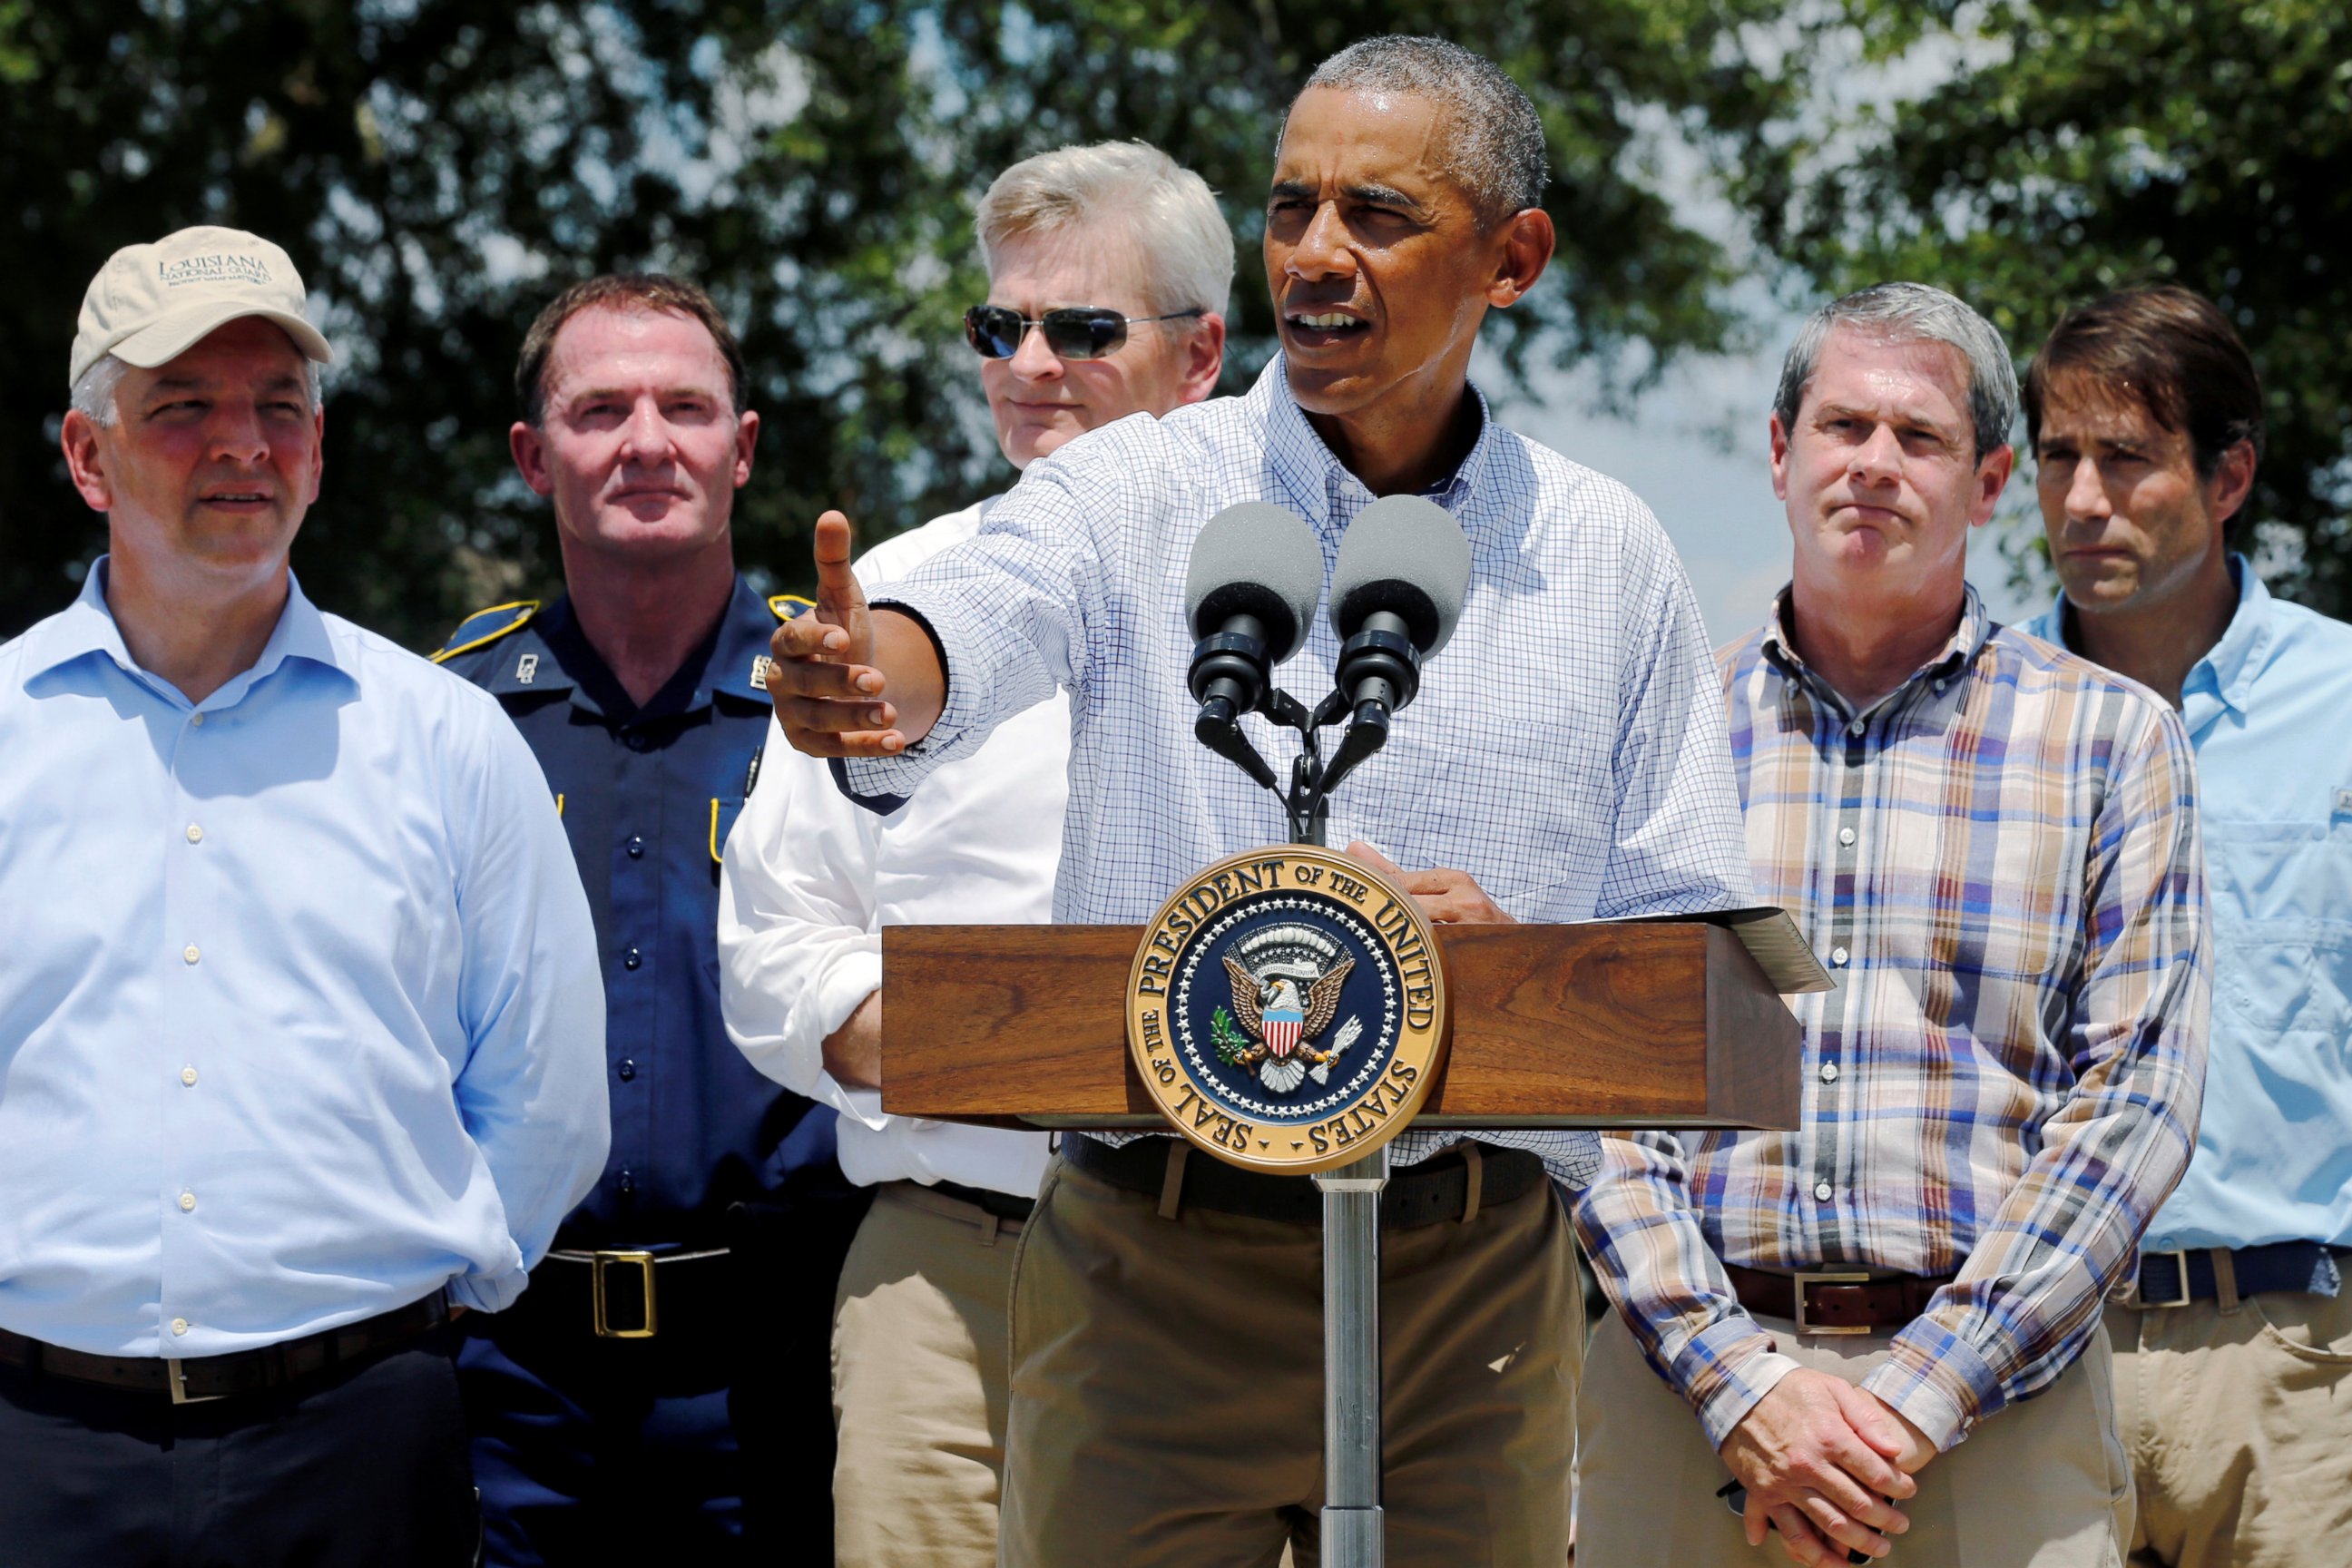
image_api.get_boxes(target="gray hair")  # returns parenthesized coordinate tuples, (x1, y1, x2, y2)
(69, 350, 324, 428)
(1297, 36, 1548, 230)
(1774, 283, 2019, 461)
(976, 141, 1235, 319)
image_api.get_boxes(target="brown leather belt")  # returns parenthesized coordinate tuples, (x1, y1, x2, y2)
(1063, 1135, 1544, 1229)
(1724, 1263, 1955, 1335)
(0, 1295, 447, 1404)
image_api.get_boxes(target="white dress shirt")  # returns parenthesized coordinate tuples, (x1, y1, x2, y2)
(720, 498, 1061, 1197)
(839, 360, 1755, 1188)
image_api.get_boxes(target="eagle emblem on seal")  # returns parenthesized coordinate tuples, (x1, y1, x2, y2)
(1215, 924, 1365, 1093)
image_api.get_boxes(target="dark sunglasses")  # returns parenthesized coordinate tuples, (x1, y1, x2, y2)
(964, 304, 1204, 361)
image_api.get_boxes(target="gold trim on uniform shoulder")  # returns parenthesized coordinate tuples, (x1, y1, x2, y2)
(432, 600, 542, 664)
(766, 593, 815, 622)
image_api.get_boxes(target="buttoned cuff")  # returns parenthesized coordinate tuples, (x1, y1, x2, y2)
(1864, 1323, 2001, 1451)
(1686, 1331, 1803, 1451)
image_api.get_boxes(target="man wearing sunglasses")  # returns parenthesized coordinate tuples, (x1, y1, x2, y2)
(720, 140, 1227, 1568)
(761, 34, 1751, 1568)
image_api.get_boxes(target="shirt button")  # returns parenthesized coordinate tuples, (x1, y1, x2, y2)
(171, 1318, 190, 1337)
(185, 823, 204, 844)
(181, 1066, 198, 1087)
(189, 713, 205, 728)
(1847, 719, 1866, 738)
(623, 947, 642, 971)
(1820, 1063, 1839, 1083)
(618, 1169, 636, 1196)
(1830, 946, 1849, 967)
(182, 945, 201, 965)
(178, 1191, 196, 1212)
(625, 732, 652, 752)
(617, 1059, 637, 1083)
(1814, 1181, 1834, 1201)
(626, 836, 644, 859)
(1934, 679, 1948, 694)
(1838, 828, 1857, 847)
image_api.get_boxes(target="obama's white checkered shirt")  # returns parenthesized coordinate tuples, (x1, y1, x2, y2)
(844, 358, 1753, 1187)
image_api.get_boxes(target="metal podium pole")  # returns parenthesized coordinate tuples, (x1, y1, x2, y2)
(1315, 1144, 1390, 1567)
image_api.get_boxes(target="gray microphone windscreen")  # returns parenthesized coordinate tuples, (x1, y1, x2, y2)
(1183, 503, 1325, 664)
(1328, 495, 1473, 654)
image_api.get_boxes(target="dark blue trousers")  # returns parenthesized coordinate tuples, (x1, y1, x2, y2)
(459, 1325, 745, 1565)
(0, 1332, 477, 1568)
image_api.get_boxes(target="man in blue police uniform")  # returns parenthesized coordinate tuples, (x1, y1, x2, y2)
(437, 273, 847, 1564)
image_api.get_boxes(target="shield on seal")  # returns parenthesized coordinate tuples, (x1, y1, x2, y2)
(1262, 995, 1306, 1058)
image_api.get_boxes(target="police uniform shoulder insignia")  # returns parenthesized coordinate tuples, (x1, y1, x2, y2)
(432, 600, 541, 664)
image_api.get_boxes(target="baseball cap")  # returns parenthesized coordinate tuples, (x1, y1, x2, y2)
(70, 225, 335, 389)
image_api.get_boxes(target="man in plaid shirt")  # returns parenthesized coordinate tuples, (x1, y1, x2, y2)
(1575, 283, 2210, 1568)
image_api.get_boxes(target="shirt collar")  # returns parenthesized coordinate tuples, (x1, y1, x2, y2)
(524, 575, 773, 722)
(2043, 552, 2272, 718)
(1759, 582, 1990, 711)
(1256, 356, 1497, 529)
(24, 556, 349, 705)
(2186, 554, 2271, 716)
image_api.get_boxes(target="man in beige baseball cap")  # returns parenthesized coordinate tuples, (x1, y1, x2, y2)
(0, 230, 615, 1564)
(68, 223, 332, 389)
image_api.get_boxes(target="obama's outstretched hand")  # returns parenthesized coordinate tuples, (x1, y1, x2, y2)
(764, 510, 946, 758)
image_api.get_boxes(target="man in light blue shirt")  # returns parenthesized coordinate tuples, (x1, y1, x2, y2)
(0, 226, 610, 1568)
(2024, 283, 2352, 1567)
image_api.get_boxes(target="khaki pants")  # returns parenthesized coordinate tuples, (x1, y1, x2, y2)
(998, 1152, 1581, 1567)
(832, 1181, 1023, 1568)
(1577, 1308, 2132, 1567)
(2108, 1284, 2352, 1567)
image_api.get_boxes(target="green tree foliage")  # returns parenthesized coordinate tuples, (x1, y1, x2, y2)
(0, 0, 1799, 646)
(1750, 0, 2352, 612)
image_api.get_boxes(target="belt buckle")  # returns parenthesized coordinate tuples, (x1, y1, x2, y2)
(2128, 1250, 2193, 1309)
(166, 1358, 225, 1406)
(590, 1250, 659, 1338)
(1792, 1270, 1875, 1336)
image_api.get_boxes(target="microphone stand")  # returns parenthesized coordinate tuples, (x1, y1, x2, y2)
(1192, 675, 1398, 1568)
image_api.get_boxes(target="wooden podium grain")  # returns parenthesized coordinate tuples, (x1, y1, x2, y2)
(879, 914, 1818, 1132)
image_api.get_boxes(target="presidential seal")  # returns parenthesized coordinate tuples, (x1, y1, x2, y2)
(1126, 845, 1447, 1175)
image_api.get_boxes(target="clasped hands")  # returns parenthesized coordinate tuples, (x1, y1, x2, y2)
(1720, 1370, 1936, 1564)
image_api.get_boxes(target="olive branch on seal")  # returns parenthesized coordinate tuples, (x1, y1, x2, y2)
(1210, 1005, 1252, 1065)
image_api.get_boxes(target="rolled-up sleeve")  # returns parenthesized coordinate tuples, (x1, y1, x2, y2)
(838, 457, 1114, 808)
(444, 706, 610, 1311)
(720, 714, 887, 1124)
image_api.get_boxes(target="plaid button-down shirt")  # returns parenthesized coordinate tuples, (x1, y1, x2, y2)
(840, 359, 1755, 1186)
(1576, 587, 2209, 1450)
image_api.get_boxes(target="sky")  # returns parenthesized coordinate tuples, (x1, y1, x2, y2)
(1485, 348, 2053, 647)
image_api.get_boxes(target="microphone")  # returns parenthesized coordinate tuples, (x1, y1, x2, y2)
(1327, 494, 1472, 725)
(1183, 502, 1325, 742)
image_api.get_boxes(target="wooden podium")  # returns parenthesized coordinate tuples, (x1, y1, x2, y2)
(879, 906, 1826, 1564)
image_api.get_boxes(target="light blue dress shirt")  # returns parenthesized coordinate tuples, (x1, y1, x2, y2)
(2026, 556, 2352, 1251)
(0, 564, 610, 1357)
